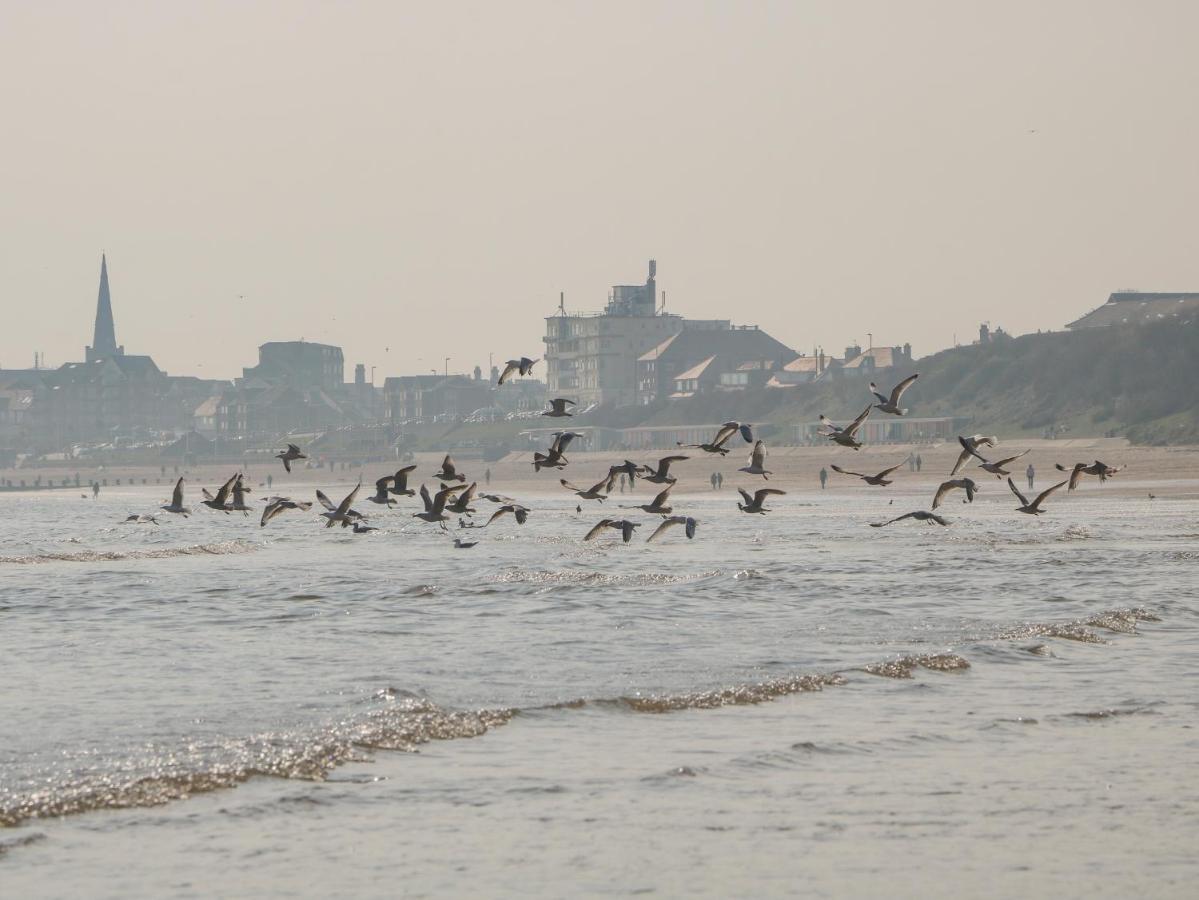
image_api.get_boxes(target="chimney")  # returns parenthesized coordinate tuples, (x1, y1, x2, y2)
(354, 363, 366, 386)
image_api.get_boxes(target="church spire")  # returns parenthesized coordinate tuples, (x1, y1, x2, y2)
(87, 254, 122, 362)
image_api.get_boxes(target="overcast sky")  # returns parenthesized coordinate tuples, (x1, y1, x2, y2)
(3, 1, 1197, 380)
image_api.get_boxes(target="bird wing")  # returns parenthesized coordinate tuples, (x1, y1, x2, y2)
(739, 424, 754, 443)
(375, 475, 393, 494)
(844, 405, 873, 438)
(949, 447, 974, 477)
(876, 461, 906, 478)
(650, 483, 674, 508)
(1031, 480, 1069, 510)
(394, 465, 416, 489)
(753, 488, 786, 504)
(555, 432, 578, 453)
(620, 521, 638, 542)
(711, 422, 739, 448)
(287, 443, 302, 454)
(994, 450, 1030, 467)
(889, 373, 919, 405)
(260, 500, 283, 527)
(440, 454, 456, 475)
(657, 455, 688, 476)
(560, 478, 583, 493)
(737, 488, 753, 506)
(589, 477, 613, 495)
(646, 518, 681, 543)
(870, 511, 918, 527)
(584, 519, 614, 541)
(750, 440, 766, 468)
(958, 435, 989, 463)
(1007, 477, 1030, 507)
(212, 474, 238, 506)
(830, 464, 865, 478)
(498, 361, 518, 384)
(171, 478, 184, 506)
(334, 482, 362, 518)
(458, 482, 478, 505)
(419, 484, 433, 512)
(818, 415, 841, 434)
(1068, 463, 1086, 491)
(315, 489, 336, 511)
(932, 481, 954, 510)
(868, 382, 888, 404)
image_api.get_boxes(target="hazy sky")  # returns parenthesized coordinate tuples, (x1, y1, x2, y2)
(3, 1, 1198, 380)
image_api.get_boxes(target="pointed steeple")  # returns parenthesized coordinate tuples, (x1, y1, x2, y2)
(86, 254, 123, 362)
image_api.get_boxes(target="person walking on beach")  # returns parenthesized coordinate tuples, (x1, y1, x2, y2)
(908, 453, 916, 472)
(716, 472, 723, 490)
(915, 453, 923, 472)
(267, 473, 273, 490)
(1026, 463, 1035, 491)
(710, 472, 718, 491)
(92, 482, 100, 499)
(819, 467, 828, 490)
(484, 468, 491, 486)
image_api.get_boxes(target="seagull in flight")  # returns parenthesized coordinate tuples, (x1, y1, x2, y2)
(413, 484, 468, 524)
(870, 510, 950, 528)
(533, 432, 581, 472)
(434, 454, 467, 483)
(201, 474, 239, 513)
(638, 455, 688, 485)
(584, 518, 641, 543)
(160, 477, 190, 517)
(388, 465, 418, 497)
(621, 483, 674, 515)
(737, 487, 786, 514)
(647, 516, 698, 542)
(1008, 477, 1068, 515)
(737, 440, 772, 479)
(316, 488, 365, 522)
(560, 477, 612, 503)
(830, 461, 905, 486)
(542, 398, 575, 418)
(869, 374, 919, 416)
(260, 497, 312, 527)
(1055, 460, 1124, 490)
(950, 435, 999, 476)
(485, 503, 529, 526)
(368, 476, 398, 506)
(321, 481, 363, 528)
(932, 478, 978, 509)
(498, 357, 538, 384)
(678, 422, 752, 455)
(276, 443, 307, 473)
(445, 481, 479, 516)
(976, 449, 1029, 478)
(818, 406, 872, 450)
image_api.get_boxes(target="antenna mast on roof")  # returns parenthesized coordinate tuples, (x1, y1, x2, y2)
(558, 291, 565, 315)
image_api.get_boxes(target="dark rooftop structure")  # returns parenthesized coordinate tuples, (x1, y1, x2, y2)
(1067, 291, 1199, 329)
(86, 254, 123, 363)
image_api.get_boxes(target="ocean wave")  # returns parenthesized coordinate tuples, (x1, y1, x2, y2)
(0, 540, 261, 565)
(486, 567, 726, 587)
(861, 653, 971, 679)
(0, 695, 512, 829)
(997, 607, 1159, 644)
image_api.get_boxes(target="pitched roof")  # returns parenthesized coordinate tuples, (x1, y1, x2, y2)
(638, 333, 681, 361)
(842, 347, 898, 369)
(673, 355, 718, 382)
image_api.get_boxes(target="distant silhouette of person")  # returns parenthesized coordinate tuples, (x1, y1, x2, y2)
(1026, 463, 1035, 491)
(908, 453, 916, 472)
(819, 467, 828, 490)
(710, 472, 718, 491)
(92, 482, 99, 499)
(915, 454, 923, 472)
(267, 473, 273, 490)
(620, 473, 627, 493)
(484, 468, 491, 486)
(716, 472, 724, 490)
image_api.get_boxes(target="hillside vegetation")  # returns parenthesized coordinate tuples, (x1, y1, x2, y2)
(640, 318, 1199, 444)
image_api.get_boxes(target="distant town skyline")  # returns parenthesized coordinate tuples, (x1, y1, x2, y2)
(3, 2, 1198, 379)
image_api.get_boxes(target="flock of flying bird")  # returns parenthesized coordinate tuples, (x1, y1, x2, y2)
(126, 362, 1124, 540)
